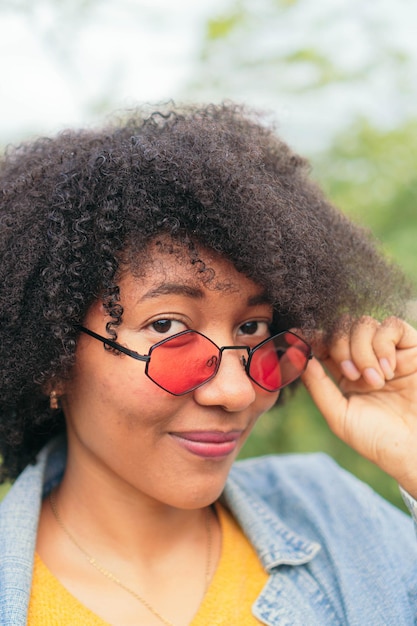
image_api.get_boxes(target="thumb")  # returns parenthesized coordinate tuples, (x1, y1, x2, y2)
(301, 357, 348, 441)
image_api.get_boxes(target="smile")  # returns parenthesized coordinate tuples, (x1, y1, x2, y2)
(169, 430, 243, 459)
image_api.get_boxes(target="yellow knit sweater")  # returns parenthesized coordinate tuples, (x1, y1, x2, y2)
(28, 503, 268, 625)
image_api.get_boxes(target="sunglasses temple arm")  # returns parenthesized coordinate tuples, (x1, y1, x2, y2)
(77, 326, 150, 363)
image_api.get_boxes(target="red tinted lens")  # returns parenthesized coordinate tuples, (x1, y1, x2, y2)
(249, 332, 310, 391)
(249, 338, 281, 391)
(146, 331, 220, 395)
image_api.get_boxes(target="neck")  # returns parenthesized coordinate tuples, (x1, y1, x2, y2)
(56, 458, 212, 563)
(38, 481, 220, 626)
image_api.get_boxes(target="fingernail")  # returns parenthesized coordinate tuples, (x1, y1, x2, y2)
(363, 367, 384, 387)
(340, 360, 361, 379)
(379, 358, 394, 380)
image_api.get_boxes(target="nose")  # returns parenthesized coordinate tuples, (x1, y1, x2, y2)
(193, 347, 257, 411)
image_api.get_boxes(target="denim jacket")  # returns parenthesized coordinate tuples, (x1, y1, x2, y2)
(0, 437, 416, 625)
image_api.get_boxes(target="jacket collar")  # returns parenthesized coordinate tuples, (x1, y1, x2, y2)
(222, 464, 320, 571)
(0, 440, 58, 623)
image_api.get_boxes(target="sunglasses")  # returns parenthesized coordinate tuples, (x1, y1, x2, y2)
(78, 326, 312, 396)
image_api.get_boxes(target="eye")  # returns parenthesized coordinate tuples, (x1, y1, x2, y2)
(237, 321, 270, 338)
(150, 319, 187, 335)
(152, 319, 172, 333)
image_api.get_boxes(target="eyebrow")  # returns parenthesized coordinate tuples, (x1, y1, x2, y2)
(140, 283, 205, 301)
(247, 293, 272, 307)
(140, 282, 271, 307)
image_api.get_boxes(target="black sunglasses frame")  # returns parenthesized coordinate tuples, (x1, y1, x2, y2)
(77, 326, 312, 396)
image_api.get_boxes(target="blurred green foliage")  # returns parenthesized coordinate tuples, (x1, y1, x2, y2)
(0, 483, 10, 501)
(191, 0, 413, 119)
(314, 118, 417, 284)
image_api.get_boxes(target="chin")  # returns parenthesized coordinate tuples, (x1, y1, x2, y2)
(166, 478, 229, 510)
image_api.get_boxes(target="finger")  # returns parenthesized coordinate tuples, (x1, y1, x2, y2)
(387, 320, 417, 377)
(303, 319, 417, 390)
(314, 318, 378, 384)
(392, 319, 417, 350)
(325, 317, 415, 388)
(371, 317, 402, 379)
(344, 317, 386, 386)
(350, 317, 417, 384)
(301, 357, 348, 441)
(323, 332, 362, 382)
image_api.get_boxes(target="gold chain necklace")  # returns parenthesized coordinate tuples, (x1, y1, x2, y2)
(49, 491, 213, 626)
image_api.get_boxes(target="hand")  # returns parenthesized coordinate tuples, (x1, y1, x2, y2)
(301, 317, 417, 498)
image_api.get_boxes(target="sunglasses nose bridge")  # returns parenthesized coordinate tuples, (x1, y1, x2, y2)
(218, 345, 250, 369)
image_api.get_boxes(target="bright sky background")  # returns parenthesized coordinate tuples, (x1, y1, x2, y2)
(1, 0, 416, 151)
(0, 0, 224, 142)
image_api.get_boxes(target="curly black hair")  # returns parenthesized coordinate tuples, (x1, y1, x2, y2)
(0, 102, 411, 481)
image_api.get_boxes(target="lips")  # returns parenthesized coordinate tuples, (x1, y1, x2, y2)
(170, 430, 242, 458)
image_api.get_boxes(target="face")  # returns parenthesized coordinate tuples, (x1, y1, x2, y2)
(61, 243, 279, 510)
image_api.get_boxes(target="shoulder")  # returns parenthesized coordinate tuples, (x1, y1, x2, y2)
(226, 454, 417, 575)
(225, 455, 417, 624)
(231, 452, 366, 498)
(229, 453, 411, 535)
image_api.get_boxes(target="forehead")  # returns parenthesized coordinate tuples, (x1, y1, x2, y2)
(119, 239, 268, 302)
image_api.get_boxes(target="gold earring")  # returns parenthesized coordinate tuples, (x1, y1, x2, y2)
(50, 390, 59, 410)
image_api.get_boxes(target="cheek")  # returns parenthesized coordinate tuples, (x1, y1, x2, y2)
(94, 367, 170, 427)
(256, 389, 279, 415)
(242, 389, 279, 439)
(63, 348, 169, 429)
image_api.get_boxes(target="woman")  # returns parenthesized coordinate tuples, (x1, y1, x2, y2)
(0, 102, 416, 625)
